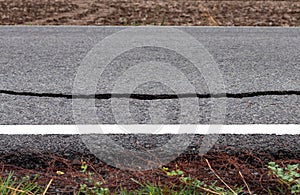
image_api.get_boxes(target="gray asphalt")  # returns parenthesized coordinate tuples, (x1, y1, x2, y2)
(1, 134, 300, 170)
(0, 27, 300, 166)
(1, 26, 299, 124)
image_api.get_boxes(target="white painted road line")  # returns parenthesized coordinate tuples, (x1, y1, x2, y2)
(0, 125, 299, 135)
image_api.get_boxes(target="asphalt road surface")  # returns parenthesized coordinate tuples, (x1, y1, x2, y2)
(1, 26, 299, 125)
(0, 27, 299, 165)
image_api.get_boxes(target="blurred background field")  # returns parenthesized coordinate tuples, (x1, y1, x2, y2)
(1, 0, 300, 26)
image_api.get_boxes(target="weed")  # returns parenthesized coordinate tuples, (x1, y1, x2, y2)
(78, 160, 109, 195)
(268, 162, 300, 194)
(160, 163, 246, 195)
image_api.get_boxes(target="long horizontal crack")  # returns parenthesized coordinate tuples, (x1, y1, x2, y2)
(1, 90, 300, 100)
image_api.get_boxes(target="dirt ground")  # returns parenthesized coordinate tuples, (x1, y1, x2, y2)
(1, 150, 299, 194)
(1, 0, 300, 26)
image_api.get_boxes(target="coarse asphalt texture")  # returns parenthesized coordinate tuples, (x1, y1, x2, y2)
(0, 26, 300, 163)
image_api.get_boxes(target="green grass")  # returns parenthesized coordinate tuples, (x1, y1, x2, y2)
(0, 172, 43, 195)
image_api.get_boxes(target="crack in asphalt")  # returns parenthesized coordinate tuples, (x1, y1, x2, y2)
(1, 89, 300, 100)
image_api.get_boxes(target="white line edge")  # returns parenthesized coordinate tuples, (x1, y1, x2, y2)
(0, 125, 299, 135)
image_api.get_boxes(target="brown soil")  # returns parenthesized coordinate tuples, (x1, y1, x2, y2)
(1, 0, 300, 26)
(1, 150, 299, 194)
